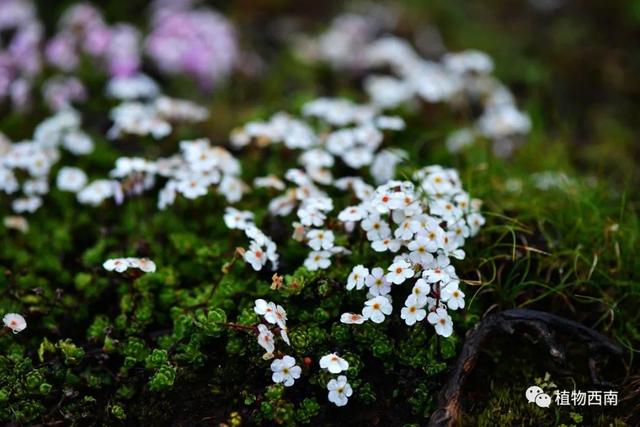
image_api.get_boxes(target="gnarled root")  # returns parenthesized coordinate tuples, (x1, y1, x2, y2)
(428, 308, 625, 427)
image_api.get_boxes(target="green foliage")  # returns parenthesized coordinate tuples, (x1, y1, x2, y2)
(1, 1, 638, 426)
(148, 364, 176, 391)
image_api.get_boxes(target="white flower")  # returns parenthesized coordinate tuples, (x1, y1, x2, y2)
(375, 115, 405, 130)
(361, 215, 390, 241)
(271, 355, 301, 387)
(3, 216, 29, 233)
(0, 167, 18, 194)
(77, 180, 116, 206)
(219, 175, 244, 203)
(224, 207, 254, 230)
(12, 197, 42, 213)
(298, 207, 325, 227)
(257, 324, 275, 355)
(423, 265, 451, 284)
(155, 96, 208, 122)
(365, 267, 391, 296)
(362, 296, 392, 323)
(401, 298, 427, 326)
(103, 258, 130, 273)
(56, 167, 87, 192)
(126, 257, 157, 273)
(63, 130, 94, 155)
(23, 179, 49, 196)
(158, 181, 177, 209)
(338, 205, 364, 222)
(274, 304, 288, 330)
(327, 375, 352, 407)
(340, 313, 366, 325)
(346, 265, 369, 291)
(394, 217, 420, 240)
(441, 233, 465, 260)
(3, 313, 27, 334)
(441, 282, 465, 310)
(374, 191, 402, 213)
(450, 220, 470, 246)
(254, 300, 288, 331)
(254, 299, 276, 322)
(386, 260, 414, 284)
(304, 251, 331, 271)
(431, 199, 463, 221)
(106, 73, 159, 100)
(411, 279, 431, 306)
(408, 237, 436, 265)
(371, 237, 401, 253)
(319, 353, 349, 374)
(245, 242, 267, 271)
(280, 327, 291, 345)
(108, 101, 171, 139)
(254, 175, 285, 190)
(415, 222, 443, 252)
(25, 152, 52, 177)
(176, 178, 208, 199)
(427, 308, 453, 337)
(307, 229, 335, 251)
(467, 212, 485, 236)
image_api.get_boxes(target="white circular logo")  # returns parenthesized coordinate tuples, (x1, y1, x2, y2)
(526, 385, 551, 407)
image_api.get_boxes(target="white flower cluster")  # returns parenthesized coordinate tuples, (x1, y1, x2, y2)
(108, 95, 208, 140)
(230, 98, 485, 343)
(229, 98, 413, 273)
(255, 299, 355, 406)
(294, 7, 397, 70)
(319, 353, 352, 406)
(105, 138, 244, 209)
(102, 257, 157, 273)
(299, 12, 531, 156)
(224, 97, 486, 407)
(254, 298, 291, 355)
(104, 72, 208, 140)
(338, 170, 484, 337)
(0, 110, 93, 218)
(224, 208, 279, 271)
(106, 73, 160, 100)
(3, 76, 242, 231)
(231, 98, 406, 185)
(254, 299, 303, 387)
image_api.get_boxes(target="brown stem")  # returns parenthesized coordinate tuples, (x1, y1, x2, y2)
(218, 322, 256, 332)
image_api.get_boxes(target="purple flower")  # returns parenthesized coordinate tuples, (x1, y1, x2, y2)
(145, 2, 238, 87)
(45, 32, 79, 72)
(42, 75, 87, 110)
(0, 0, 42, 107)
(104, 24, 141, 77)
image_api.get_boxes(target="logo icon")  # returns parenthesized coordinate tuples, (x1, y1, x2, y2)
(526, 385, 551, 408)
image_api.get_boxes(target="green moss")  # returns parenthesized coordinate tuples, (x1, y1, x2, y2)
(1, 1, 638, 426)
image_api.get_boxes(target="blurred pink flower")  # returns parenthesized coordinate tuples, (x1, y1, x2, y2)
(146, 2, 238, 88)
